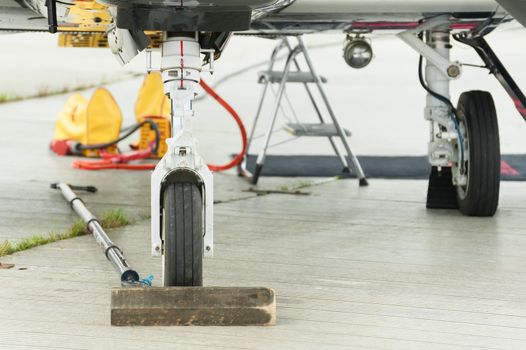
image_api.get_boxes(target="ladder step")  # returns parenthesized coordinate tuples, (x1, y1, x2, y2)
(283, 123, 352, 137)
(258, 71, 328, 84)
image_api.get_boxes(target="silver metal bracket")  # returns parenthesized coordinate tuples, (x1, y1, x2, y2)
(201, 48, 216, 73)
(397, 17, 462, 80)
(108, 25, 149, 66)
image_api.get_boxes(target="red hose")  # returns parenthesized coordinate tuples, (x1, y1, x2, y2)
(200, 79, 247, 172)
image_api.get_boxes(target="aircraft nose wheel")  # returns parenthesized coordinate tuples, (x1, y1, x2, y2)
(455, 91, 501, 217)
(162, 182, 204, 286)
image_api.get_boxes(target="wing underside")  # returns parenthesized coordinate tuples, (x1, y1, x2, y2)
(495, 0, 526, 27)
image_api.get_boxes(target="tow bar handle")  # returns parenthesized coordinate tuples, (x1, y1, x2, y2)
(51, 183, 98, 193)
(52, 183, 143, 286)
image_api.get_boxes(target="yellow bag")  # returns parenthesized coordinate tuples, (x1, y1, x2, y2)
(135, 72, 171, 121)
(53, 88, 122, 157)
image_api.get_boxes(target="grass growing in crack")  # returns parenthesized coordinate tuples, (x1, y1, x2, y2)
(0, 208, 131, 257)
(279, 180, 314, 192)
(99, 208, 131, 228)
(0, 93, 17, 103)
(0, 241, 12, 256)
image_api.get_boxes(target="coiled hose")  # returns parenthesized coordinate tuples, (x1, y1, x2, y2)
(199, 79, 247, 172)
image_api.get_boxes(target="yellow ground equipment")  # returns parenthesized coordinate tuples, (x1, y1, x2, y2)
(58, 31, 164, 49)
(134, 73, 171, 158)
(54, 0, 163, 49)
(52, 88, 122, 157)
(58, 32, 108, 48)
(58, 0, 111, 32)
(51, 73, 246, 172)
(51, 73, 170, 160)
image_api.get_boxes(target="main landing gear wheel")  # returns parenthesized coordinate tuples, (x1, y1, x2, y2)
(427, 91, 501, 217)
(163, 182, 203, 286)
(455, 91, 501, 217)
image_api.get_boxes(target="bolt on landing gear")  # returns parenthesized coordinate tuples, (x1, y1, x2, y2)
(399, 16, 501, 217)
(150, 32, 214, 287)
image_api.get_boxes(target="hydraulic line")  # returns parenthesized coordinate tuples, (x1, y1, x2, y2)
(78, 119, 160, 156)
(199, 79, 247, 172)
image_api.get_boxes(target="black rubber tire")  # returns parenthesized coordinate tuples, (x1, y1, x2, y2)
(163, 182, 203, 286)
(456, 91, 500, 217)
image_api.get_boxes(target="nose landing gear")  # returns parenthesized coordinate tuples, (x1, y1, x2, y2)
(151, 32, 214, 287)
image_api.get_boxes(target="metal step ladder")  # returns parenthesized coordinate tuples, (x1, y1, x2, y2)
(239, 36, 368, 186)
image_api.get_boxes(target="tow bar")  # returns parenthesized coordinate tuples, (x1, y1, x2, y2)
(51, 183, 150, 286)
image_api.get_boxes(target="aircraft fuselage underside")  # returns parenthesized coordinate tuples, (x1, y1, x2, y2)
(0, 0, 509, 32)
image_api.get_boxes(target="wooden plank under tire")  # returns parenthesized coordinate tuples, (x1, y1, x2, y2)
(111, 287, 276, 326)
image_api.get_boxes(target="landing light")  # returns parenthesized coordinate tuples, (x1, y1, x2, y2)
(343, 36, 373, 69)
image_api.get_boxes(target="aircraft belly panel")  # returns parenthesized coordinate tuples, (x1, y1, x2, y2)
(283, 0, 503, 14)
(98, 0, 277, 9)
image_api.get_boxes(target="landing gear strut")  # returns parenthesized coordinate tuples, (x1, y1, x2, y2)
(399, 16, 506, 217)
(150, 32, 214, 287)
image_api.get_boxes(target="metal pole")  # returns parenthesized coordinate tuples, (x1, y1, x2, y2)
(52, 183, 140, 285)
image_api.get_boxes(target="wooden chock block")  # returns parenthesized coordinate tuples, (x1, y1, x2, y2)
(111, 287, 276, 326)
